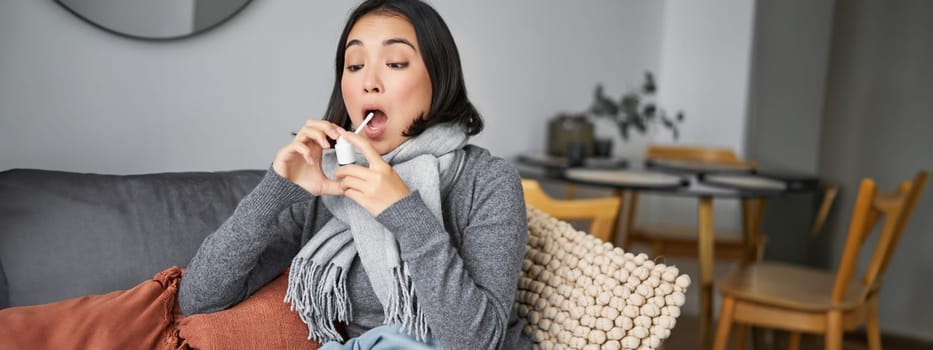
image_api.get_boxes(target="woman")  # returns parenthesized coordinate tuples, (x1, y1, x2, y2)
(178, 1, 531, 349)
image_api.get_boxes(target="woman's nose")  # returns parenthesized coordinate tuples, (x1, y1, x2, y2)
(362, 68, 382, 93)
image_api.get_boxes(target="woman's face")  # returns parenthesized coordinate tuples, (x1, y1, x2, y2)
(341, 13, 432, 155)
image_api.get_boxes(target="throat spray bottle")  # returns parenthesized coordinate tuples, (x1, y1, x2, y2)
(335, 112, 374, 166)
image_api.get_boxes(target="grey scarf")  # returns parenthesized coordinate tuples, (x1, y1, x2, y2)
(285, 124, 468, 343)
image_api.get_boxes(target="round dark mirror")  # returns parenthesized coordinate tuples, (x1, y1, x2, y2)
(56, 0, 253, 40)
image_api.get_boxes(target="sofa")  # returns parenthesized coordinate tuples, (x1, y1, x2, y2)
(0, 168, 689, 350)
(0, 168, 265, 309)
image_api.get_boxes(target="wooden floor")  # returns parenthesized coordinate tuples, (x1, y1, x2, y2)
(663, 315, 933, 349)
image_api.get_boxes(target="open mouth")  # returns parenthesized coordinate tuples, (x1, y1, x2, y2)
(361, 108, 388, 137)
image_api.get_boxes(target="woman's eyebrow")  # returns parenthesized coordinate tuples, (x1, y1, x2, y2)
(344, 38, 415, 51)
(384, 38, 416, 51)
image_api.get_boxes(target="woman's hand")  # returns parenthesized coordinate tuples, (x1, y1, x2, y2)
(334, 131, 411, 216)
(272, 119, 345, 196)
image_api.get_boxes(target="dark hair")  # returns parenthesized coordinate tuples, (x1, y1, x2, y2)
(322, 0, 483, 137)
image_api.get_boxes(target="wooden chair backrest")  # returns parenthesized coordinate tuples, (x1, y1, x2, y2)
(521, 179, 622, 242)
(810, 183, 840, 237)
(645, 144, 752, 167)
(831, 171, 928, 303)
(632, 145, 755, 235)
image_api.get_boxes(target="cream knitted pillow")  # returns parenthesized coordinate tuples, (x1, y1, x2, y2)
(516, 207, 691, 350)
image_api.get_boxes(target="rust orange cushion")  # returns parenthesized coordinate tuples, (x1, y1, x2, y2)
(176, 271, 322, 350)
(0, 266, 184, 350)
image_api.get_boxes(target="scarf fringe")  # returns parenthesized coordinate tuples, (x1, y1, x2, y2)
(284, 257, 352, 343)
(382, 265, 430, 342)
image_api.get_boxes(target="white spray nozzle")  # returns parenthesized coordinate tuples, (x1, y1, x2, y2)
(356, 112, 375, 134)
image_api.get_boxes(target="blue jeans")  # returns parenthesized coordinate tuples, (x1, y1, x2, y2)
(320, 324, 442, 350)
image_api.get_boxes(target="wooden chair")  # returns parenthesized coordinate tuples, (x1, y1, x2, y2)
(521, 178, 622, 242)
(622, 145, 763, 260)
(642, 144, 754, 165)
(713, 171, 928, 350)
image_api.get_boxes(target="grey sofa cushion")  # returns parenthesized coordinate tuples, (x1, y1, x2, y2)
(0, 168, 264, 308)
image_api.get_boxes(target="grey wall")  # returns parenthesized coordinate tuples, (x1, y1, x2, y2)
(743, 0, 933, 339)
(744, 0, 837, 267)
(0, 0, 664, 174)
(819, 0, 933, 340)
(745, 0, 834, 173)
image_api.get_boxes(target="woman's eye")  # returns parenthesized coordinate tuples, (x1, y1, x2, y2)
(387, 62, 409, 69)
(346, 64, 363, 72)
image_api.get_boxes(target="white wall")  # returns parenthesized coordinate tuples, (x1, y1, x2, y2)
(432, 1, 665, 161)
(820, 0, 933, 340)
(655, 0, 755, 152)
(0, 0, 664, 174)
(633, 0, 757, 232)
(608, 0, 758, 319)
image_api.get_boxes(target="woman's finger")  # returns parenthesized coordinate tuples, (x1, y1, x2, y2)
(296, 126, 331, 149)
(290, 141, 315, 165)
(317, 177, 344, 196)
(338, 176, 367, 193)
(334, 164, 372, 182)
(342, 188, 365, 203)
(304, 119, 344, 140)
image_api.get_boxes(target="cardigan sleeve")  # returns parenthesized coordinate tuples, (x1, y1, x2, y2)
(178, 168, 315, 315)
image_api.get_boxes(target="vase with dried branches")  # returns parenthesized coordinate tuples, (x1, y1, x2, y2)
(587, 71, 685, 156)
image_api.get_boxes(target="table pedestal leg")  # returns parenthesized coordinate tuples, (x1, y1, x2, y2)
(741, 198, 766, 262)
(698, 196, 715, 350)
